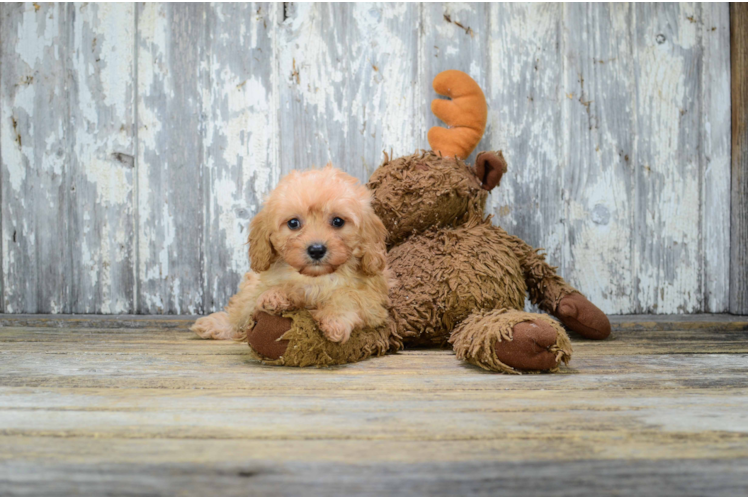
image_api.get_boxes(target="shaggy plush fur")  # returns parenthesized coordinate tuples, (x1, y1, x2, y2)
(367, 151, 487, 247)
(386, 217, 527, 347)
(450, 309, 572, 374)
(192, 165, 391, 344)
(371, 152, 578, 353)
(249, 310, 395, 367)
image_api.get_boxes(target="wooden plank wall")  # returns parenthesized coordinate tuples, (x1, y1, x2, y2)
(730, 3, 748, 314)
(0, 3, 733, 315)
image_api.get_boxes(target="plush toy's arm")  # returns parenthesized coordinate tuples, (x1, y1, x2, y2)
(503, 233, 577, 312)
(502, 230, 611, 340)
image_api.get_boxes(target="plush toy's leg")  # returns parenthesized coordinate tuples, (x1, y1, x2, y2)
(505, 234, 611, 340)
(449, 309, 572, 374)
(247, 312, 293, 359)
(247, 311, 396, 367)
(554, 292, 611, 340)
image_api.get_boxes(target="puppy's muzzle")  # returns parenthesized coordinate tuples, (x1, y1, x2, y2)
(307, 243, 327, 261)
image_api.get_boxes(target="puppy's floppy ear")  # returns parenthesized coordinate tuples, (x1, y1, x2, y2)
(248, 208, 276, 272)
(358, 207, 388, 275)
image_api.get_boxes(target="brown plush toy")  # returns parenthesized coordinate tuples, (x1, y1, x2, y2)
(247, 70, 610, 373)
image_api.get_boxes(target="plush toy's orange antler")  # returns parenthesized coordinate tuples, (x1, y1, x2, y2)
(427, 70, 487, 160)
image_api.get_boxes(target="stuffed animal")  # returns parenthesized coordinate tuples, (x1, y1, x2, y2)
(246, 70, 610, 373)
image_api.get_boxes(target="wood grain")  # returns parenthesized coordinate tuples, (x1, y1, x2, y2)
(69, 4, 136, 314)
(562, 4, 636, 314)
(277, 3, 420, 181)
(0, 3, 735, 314)
(202, 3, 278, 312)
(2, 458, 747, 496)
(633, 3, 704, 314)
(136, 4, 207, 314)
(485, 4, 566, 283)
(702, 3, 731, 312)
(731, 2, 748, 314)
(0, 314, 747, 495)
(1, 4, 5, 314)
(1, 4, 74, 313)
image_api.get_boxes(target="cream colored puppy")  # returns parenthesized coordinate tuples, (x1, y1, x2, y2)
(192, 165, 390, 343)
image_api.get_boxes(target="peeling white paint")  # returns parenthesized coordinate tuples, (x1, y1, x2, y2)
(631, 3, 705, 313)
(64, 2, 136, 313)
(1, 94, 31, 192)
(700, 3, 732, 313)
(0, 2, 733, 314)
(16, 5, 57, 68)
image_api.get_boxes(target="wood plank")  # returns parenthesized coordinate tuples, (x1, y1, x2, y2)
(69, 3, 136, 313)
(2, 324, 747, 353)
(1, 331, 748, 359)
(0, 313, 196, 330)
(3, 434, 748, 469)
(701, 3, 731, 312)
(1, 312, 746, 330)
(609, 313, 748, 330)
(277, 3, 421, 181)
(2, 457, 747, 496)
(0, 4, 137, 314)
(731, 3, 748, 314)
(0, 4, 73, 313)
(2, 331, 748, 392)
(1, 362, 748, 494)
(2, 334, 748, 362)
(1, 385, 747, 440)
(421, 2, 491, 163)
(632, 4, 703, 313)
(202, 3, 278, 312)
(136, 3, 207, 314)
(561, 4, 636, 314)
(484, 4, 567, 280)
(1, 315, 747, 495)
(0, 3, 4, 314)
(1, 355, 746, 392)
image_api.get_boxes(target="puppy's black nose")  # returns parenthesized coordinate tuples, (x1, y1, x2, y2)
(307, 243, 327, 261)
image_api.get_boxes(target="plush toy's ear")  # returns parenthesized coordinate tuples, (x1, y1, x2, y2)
(359, 208, 388, 275)
(475, 151, 507, 191)
(248, 208, 276, 272)
(427, 70, 488, 160)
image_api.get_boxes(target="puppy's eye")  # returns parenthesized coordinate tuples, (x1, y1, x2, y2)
(331, 217, 345, 228)
(287, 218, 302, 230)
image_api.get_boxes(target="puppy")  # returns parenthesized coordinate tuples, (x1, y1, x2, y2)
(191, 165, 391, 344)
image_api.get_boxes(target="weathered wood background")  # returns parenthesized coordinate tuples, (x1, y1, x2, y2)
(0, 3, 733, 315)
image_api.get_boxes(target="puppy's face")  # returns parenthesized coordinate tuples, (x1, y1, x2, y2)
(249, 166, 387, 277)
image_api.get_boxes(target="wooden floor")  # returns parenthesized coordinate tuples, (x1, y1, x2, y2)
(0, 314, 747, 496)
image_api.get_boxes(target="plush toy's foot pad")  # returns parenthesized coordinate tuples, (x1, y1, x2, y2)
(247, 311, 292, 360)
(495, 320, 559, 371)
(450, 309, 572, 374)
(555, 292, 611, 340)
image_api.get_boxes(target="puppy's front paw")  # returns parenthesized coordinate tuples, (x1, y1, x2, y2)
(256, 290, 294, 315)
(191, 312, 238, 340)
(316, 316, 352, 344)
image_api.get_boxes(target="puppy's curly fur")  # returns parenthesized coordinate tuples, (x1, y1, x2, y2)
(192, 165, 391, 344)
